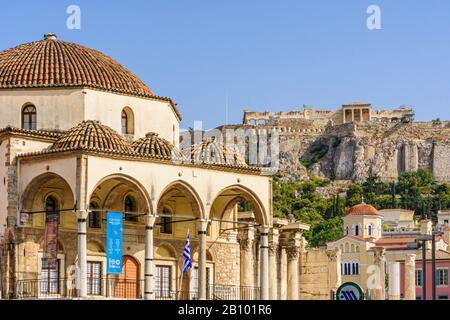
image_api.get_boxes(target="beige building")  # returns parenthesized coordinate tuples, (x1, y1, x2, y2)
(0, 35, 344, 300)
(327, 203, 450, 299)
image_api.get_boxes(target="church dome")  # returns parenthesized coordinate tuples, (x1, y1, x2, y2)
(49, 120, 133, 153)
(345, 203, 381, 217)
(0, 34, 153, 97)
(132, 132, 182, 160)
(184, 137, 247, 167)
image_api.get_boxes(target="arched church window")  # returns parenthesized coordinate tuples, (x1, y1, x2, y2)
(88, 202, 101, 229)
(22, 104, 37, 130)
(367, 223, 374, 237)
(124, 195, 138, 222)
(344, 225, 349, 235)
(354, 224, 360, 236)
(121, 107, 134, 135)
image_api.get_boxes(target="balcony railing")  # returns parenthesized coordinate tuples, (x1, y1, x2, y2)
(14, 279, 260, 300)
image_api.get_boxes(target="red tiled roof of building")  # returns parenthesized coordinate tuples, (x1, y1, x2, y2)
(345, 203, 381, 217)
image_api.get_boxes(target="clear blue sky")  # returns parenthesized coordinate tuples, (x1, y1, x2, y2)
(1, 1, 450, 129)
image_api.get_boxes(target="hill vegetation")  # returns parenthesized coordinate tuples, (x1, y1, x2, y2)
(273, 169, 450, 247)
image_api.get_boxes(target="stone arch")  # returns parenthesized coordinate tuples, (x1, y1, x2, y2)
(89, 174, 152, 214)
(155, 243, 178, 260)
(21, 172, 75, 213)
(37, 237, 65, 252)
(210, 184, 267, 226)
(87, 240, 105, 253)
(157, 180, 204, 219)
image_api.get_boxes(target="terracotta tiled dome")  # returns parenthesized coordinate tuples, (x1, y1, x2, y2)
(184, 137, 247, 167)
(49, 120, 133, 153)
(0, 34, 153, 97)
(132, 132, 182, 160)
(345, 203, 380, 217)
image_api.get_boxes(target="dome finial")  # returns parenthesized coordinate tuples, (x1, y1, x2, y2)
(44, 33, 57, 41)
(361, 195, 366, 205)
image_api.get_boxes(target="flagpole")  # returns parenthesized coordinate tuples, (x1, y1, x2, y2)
(178, 229, 190, 299)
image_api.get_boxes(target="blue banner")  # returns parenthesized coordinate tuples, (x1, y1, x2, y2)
(106, 211, 123, 275)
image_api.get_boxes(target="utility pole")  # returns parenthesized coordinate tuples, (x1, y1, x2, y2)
(431, 234, 436, 300)
(422, 239, 427, 300)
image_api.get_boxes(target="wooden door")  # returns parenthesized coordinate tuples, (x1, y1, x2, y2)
(114, 256, 139, 299)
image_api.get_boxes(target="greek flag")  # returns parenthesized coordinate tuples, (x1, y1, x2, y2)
(182, 231, 193, 273)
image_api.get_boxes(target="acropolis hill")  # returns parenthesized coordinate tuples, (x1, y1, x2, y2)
(221, 103, 450, 183)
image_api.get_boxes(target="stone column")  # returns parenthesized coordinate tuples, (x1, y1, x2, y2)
(279, 247, 287, 300)
(351, 109, 355, 122)
(326, 248, 342, 294)
(76, 210, 88, 298)
(359, 109, 363, 122)
(197, 219, 208, 300)
(404, 254, 416, 300)
(269, 229, 279, 300)
(286, 245, 299, 300)
(388, 262, 400, 300)
(259, 226, 269, 300)
(144, 214, 156, 300)
(238, 228, 255, 292)
(372, 247, 386, 300)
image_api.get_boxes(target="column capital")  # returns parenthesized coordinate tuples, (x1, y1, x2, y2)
(326, 248, 341, 262)
(75, 210, 88, 220)
(373, 246, 386, 262)
(405, 254, 416, 266)
(197, 219, 209, 232)
(286, 245, 299, 261)
(259, 225, 270, 234)
(146, 214, 157, 227)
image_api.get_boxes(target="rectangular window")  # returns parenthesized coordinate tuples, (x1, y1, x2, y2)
(87, 261, 102, 296)
(155, 265, 171, 298)
(192, 266, 212, 299)
(160, 217, 172, 234)
(88, 212, 101, 229)
(40, 259, 60, 295)
(438, 295, 448, 300)
(437, 269, 449, 286)
(415, 270, 423, 287)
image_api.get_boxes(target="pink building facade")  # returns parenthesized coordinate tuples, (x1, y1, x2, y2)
(400, 257, 450, 300)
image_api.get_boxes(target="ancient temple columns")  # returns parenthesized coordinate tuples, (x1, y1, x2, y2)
(269, 228, 280, 300)
(372, 247, 386, 300)
(259, 226, 270, 300)
(144, 214, 156, 300)
(197, 219, 208, 300)
(404, 254, 416, 300)
(76, 210, 88, 298)
(388, 262, 400, 300)
(286, 244, 299, 300)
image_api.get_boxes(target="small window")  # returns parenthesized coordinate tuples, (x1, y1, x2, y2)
(121, 107, 134, 135)
(367, 224, 373, 236)
(88, 203, 101, 229)
(438, 295, 448, 300)
(124, 195, 138, 222)
(415, 270, 423, 287)
(354, 224, 360, 236)
(437, 269, 449, 286)
(22, 104, 37, 130)
(45, 196, 59, 223)
(160, 208, 172, 234)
